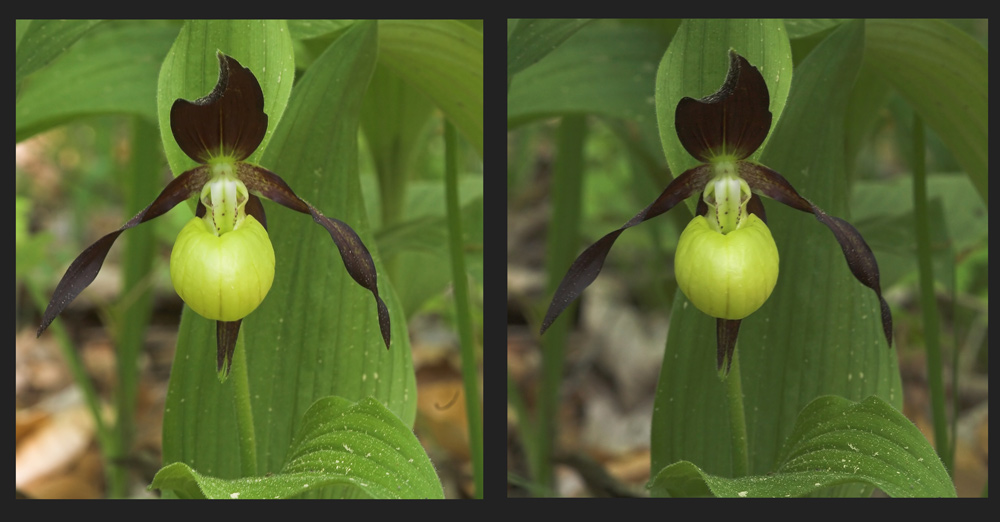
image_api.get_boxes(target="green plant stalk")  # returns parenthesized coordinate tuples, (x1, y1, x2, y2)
(911, 115, 951, 473)
(444, 120, 483, 498)
(107, 116, 160, 497)
(538, 115, 587, 493)
(507, 365, 534, 450)
(508, 363, 557, 496)
(229, 331, 258, 477)
(724, 347, 749, 477)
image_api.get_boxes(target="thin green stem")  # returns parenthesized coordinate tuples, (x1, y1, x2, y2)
(108, 116, 160, 497)
(537, 115, 587, 493)
(444, 120, 483, 498)
(230, 331, 258, 477)
(911, 115, 951, 473)
(724, 347, 749, 477)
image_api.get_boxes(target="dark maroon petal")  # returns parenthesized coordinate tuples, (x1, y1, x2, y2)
(217, 319, 241, 379)
(717, 318, 741, 375)
(739, 162, 893, 347)
(245, 194, 268, 231)
(170, 52, 267, 163)
(540, 164, 713, 335)
(37, 166, 211, 337)
(675, 50, 772, 162)
(238, 164, 391, 349)
(746, 193, 767, 223)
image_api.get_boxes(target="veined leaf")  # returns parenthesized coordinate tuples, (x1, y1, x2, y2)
(152, 397, 443, 499)
(864, 19, 987, 205)
(16, 21, 178, 142)
(378, 20, 482, 158)
(651, 21, 902, 494)
(161, 21, 416, 489)
(506, 18, 591, 81)
(648, 396, 955, 497)
(15, 19, 102, 90)
(507, 21, 668, 129)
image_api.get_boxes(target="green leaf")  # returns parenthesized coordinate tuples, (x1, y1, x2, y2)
(506, 18, 592, 82)
(161, 21, 416, 488)
(378, 20, 482, 158)
(656, 19, 794, 179)
(377, 190, 483, 316)
(782, 19, 848, 39)
(361, 63, 436, 229)
(864, 19, 988, 205)
(651, 21, 902, 494)
(507, 21, 669, 128)
(246, 19, 417, 470)
(15, 19, 102, 90)
(156, 20, 296, 176)
(16, 21, 179, 142)
(152, 397, 443, 499)
(648, 396, 955, 497)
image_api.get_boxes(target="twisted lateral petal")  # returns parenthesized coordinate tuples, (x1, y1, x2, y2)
(37, 166, 211, 337)
(739, 162, 893, 346)
(170, 52, 268, 163)
(238, 164, 391, 349)
(675, 51, 773, 162)
(540, 164, 714, 335)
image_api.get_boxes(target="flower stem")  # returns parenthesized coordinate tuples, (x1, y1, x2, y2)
(724, 347, 749, 477)
(537, 115, 587, 492)
(911, 115, 952, 473)
(230, 330, 257, 477)
(443, 120, 483, 498)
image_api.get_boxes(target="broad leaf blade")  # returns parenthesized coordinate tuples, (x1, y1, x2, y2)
(506, 18, 591, 80)
(152, 397, 443, 499)
(507, 21, 669, 129)
(651, 21, 902, 493)
(160, 22, 416, 490)
(15, 19, 102, 90)
(648, 396, 955, 498)
(864, 19, 987, 205)
(378, 20, 482, 158)
(16, 21, 178, 142)
(245, 20, 416, 474)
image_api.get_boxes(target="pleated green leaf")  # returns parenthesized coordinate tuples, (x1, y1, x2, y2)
(378, 20, 482, 158)
(15, 19, 102, 90)
(152, 397, 442, 499)
(651, 21, 902, 496)
(161, 21, 415, 490)
(506, 18, 592, 81)
(864, 19, 988, 205)
(648, 396, 955, 498)
(507, 21, 669, 129)
(15, 21, 178, 142)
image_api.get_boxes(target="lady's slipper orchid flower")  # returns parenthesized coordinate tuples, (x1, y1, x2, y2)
(36, 52, 390, 379)
(541, 50, 891, 375)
